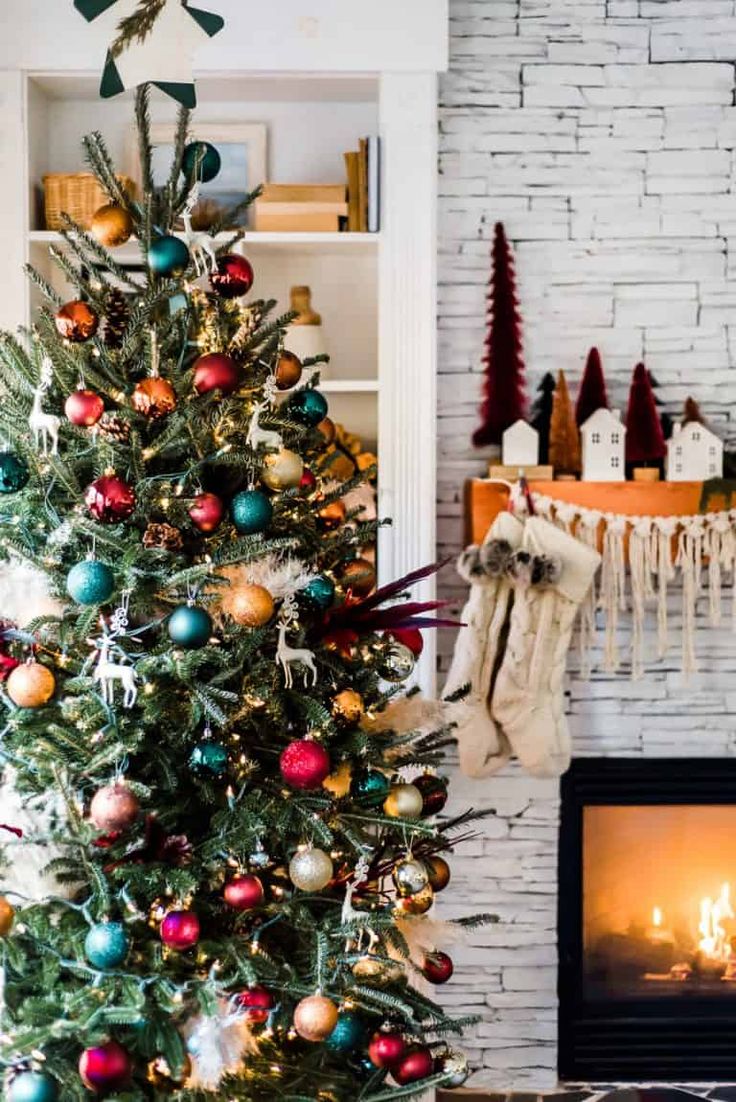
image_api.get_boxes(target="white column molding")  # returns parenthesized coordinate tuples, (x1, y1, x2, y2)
(378, 71, 438, 694)
(0, 70, 26, 332)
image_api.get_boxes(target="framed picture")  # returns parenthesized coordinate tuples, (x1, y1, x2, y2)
(137, 123, 267, 229)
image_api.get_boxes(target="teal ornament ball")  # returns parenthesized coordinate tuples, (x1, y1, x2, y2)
(231, 489, 273, 535)
(326, 1011, 366, 1053)
(85, 922, 129, 970)
(301, 574, 335, 612)
(168, 605, 213, 649)
(0, 452, 29, 494)
(190, 741, 228, 777)
(148, 235, 190, 277)
(66, 560, 114, 605)
(8, 1072, 59, 1102)
(289, 388, 328, 427)
(182, 141, 221, 183)
(351, 769, 390, 807)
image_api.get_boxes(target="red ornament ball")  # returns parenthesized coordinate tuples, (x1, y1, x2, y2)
(85, 474, 136, 524)
(193, 352, 242, 396)
(368, 1030, 407, 1069)
(392, 1045, 434, 1086)
(160, 909, 200, 950)
(422, 950, 454, 985)
(279, 739, 331, 790)
(55, 300, 99, 342)
(65, 389, 104, 427)
(387, 627, 424, 658)
(299, 468, 317, 493)
(189, 492, 225, 534)
(210, 253, 254, 299)
(414, 773, 448, 816)
(236, 985, 275, 1023)
(79, 1040, 132, 1093)
(89, 784, 140, 832)
(223, 874, 264, 911)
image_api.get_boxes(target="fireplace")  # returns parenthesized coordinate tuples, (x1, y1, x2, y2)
(559, 759, 736, 1082)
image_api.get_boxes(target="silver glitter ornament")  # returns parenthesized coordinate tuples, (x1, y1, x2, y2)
(289, 847, 334, 892)
(438, 1049, 469, 1088)
(377, 641, 415, 683)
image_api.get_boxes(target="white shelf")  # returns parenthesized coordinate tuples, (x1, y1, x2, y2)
(317, 379, 378, 393)
(28, 230, 379, 256)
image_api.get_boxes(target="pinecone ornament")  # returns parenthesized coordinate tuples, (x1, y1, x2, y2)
(103, 288, 129, 349)
(98, 412, 131, 443)
(142, 523, 183, 551)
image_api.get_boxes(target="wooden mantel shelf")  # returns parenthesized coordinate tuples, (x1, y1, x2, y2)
(464, 479, 734, 545)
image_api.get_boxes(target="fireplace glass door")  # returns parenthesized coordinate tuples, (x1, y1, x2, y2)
(559, 759, 736, 1082)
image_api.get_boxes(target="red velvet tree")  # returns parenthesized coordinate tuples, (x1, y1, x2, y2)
(473, 222, 528, 447)
(575, 346, 609, 427)
(625, 362, 666, 466)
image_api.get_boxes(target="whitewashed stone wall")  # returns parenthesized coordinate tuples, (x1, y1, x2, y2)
(436, 0, 736, 1089)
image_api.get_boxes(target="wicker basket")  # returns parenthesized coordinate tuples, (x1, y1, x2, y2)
(43, 173, 136, 231)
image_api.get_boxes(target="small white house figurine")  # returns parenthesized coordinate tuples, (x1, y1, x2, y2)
(502, 420, 539, 468)
(666, 422, 723, 482)
(580, 408, 626, 481)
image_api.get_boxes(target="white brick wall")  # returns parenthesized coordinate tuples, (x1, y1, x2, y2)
(437, 0, 736, 1089)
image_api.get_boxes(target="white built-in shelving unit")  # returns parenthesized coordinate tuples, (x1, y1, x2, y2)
(0, 30, 443, 688)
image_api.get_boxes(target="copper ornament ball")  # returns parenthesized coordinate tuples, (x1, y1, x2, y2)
(229, 584, 275, 627)
(89, 783, 140, 832)
(54, 300, 99, 343)
(394, 882, 434, 916)
(0, 896, 15, 937)
(90, 203, 134, 248)
(6, 662, 56, 708)
(293, 994, 339, 1042)
(274, 350, 303, 390)
(340, 557, 376, 597)
(425, 854, 451, 892)
(331, 688, 364, 726)
(317, 499, 346, 531)
(132, 377, 177, 420)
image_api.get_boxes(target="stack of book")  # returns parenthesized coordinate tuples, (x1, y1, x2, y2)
(344, 136, 380, 233)
(254, 184, 348, 232)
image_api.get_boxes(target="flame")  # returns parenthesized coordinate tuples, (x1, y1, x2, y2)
(698, 882, 734, 960)
(652, 906, 663, 928)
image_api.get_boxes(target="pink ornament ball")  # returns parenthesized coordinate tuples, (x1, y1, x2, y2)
(279, 739, 331, 790)
(160, 909, 200, 950)
(79, 1040, 132, 1093)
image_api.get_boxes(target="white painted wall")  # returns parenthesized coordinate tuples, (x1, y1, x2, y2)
(437, 0, 736, 1089)
(0, 0, 448, 74)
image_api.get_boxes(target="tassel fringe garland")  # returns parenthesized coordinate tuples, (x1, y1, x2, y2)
(530, 492, 736, 679)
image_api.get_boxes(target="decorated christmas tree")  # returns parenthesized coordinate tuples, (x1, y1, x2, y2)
(548, 370, 581, 477)
(625, 362, 666, 469)
(530, 372, 556, 464)
(575, 347, 608, 427)
(472, 222, 528, 447)
(0, 89, 481, 1101)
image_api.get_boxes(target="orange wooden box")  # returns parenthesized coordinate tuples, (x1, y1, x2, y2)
(464, 479, 730, 546)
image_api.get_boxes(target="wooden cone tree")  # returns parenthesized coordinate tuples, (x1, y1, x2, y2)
(549, 369, 581, 476)
(575, 346, 609, 427)
(682, 396, 705, 425)
(472, 222, 528, 447)
(531, 372, 556, 463)
(625, 362, 666, 466)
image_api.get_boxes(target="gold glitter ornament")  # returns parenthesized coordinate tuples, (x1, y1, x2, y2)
(293, 995, 339, 1041)
(331, 688, 364, 726)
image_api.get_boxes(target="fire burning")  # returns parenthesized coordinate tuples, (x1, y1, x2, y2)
(697, 882, 734, 961)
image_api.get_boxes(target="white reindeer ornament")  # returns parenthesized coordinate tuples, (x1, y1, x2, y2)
(246, 399, 283, 453)
(182, 183, 218, 276)
(93, 632, 138, 709)
(29, 358, 60, 456)
(276, 597, 317, 689)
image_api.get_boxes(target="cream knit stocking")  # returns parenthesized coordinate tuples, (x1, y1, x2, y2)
(490, 516, 601, 777)
(443, 511, 524, 778)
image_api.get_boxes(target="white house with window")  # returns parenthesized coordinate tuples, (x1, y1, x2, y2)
(580, 408, 626, 481)
(665, 421, 723, 482)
